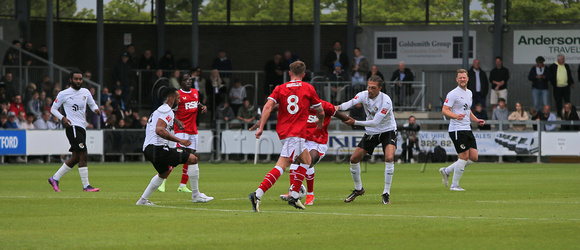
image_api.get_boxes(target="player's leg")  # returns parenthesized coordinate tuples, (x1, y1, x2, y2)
(280, 158, 300, 201)
(48, 127, 81, 192)
(304, 149, 320, 205)
(78, 150, 99, 192)
(344, 146, 369, 203)
(382, 141, 396, 204)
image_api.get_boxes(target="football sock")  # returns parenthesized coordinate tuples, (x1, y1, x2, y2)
(466, 159, 474, 166)
(181, 164, 190, 185)
(256, 166, 284, 199)
(187, 164, 200, 196)
(444, 160, 460, 175)
(288, 164, 299, 187)
(383, 162, 394, 195)
(141, 175, 164, 200)
(53, 163, 72, 181)
(306, 167, 315, 193)
(291, 164, 308, 199)
(451, 159, 467, 187)
(350, 162, 363, 190)
(78, 167, 90, 188)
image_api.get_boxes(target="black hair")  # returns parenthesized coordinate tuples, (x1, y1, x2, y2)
(160, 86, 178, 100)
(69, 69, 83, 80)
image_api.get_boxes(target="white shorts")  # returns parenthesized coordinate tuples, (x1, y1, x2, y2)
(305, 140, 328, 164)
(175, 133, 198, 151)
(280, 137, 307, 162)
(490, 89, 508, 105)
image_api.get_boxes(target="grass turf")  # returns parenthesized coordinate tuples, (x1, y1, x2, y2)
(0, 161, 578, 249)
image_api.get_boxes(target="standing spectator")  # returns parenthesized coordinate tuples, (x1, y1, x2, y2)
(282, 50, 300, 70)
(229, 79, 246, 116)
(390, 62, 415, 107)
(323, 40, 349, 74)
(3, 40, 21, 69)
(83, 71, 93, 82)
(34, 110, 52, 129)
(508, 102, 529, 131)
(169, 69, 181, 89)
(3, 111, 18, 129)
(138, 116, 148, 129)
(22, 42, 34, 67)
(0, 85, 11, 105)
(548, 54, 574, 118)
(467, 59, 489, 108)
(190, 67, 208, 105)
(113, 52, 134, 102)
(158, 50, 175, 71)
(27, 91, 42, 119)
(150, 69, 164, 111)
(139, 49, 157, 70)
(399, 116, 420, 164)
(22, 83, 37, 106)
(528, 56, 551, 112)
(537, 105, 557, 131)
(0, 72, 16, 101)
(210, 69, 227, 112)
(350, 47, 369, 85)
(236, 98, 258, 126)
(43, 97, 53, 112)
(35, 44, 48, 61)
(366, 65, 385, 82)
(122, 44, 139, 68)
(100, 87, 111, 106)
(211, 50, 232, 83)
(492, 98, 509, 131)
(560, 103, 580, 131)
(0, 113, 6, 128)
(264, 54, 285, 88)
(110, 87, 127, 120)
(9, 95, 26, 118)
(472, 103, 491, 130)
(489, 56, 510, 109)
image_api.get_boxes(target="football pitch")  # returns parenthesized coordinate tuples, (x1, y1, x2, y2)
(1, 161, 578, 249)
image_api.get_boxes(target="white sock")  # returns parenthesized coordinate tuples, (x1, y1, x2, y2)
(466, 160, 474, 166)
(53, 163, 72, 181)
(141, 175, 164, 200)
(444, 158, 465, 175)
(383, 162, 394, 195)
(289, 163, 299, 171)
(350, 162, 363, 190)
(78, 167, 90, 188)
(451, 159, 467, 187)
(188, 164, 200, 197)
(306, 166, 315, 175)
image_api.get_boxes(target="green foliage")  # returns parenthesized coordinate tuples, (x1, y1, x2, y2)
(104, 0, 150, 21)
(506, 0, 580, 22)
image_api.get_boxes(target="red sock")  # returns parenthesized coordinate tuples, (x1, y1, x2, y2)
(306, 172, 314, 193)
(258, 166, 283, 194)
(292, 166, 307, 193)
(181, 164, 189, 185)
(288, 169, 296, 188)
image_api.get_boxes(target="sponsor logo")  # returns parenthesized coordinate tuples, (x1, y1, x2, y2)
(165, 115, 171, 122)
(0, 136, 18, 148)
(354, 95, 359, 99)
(445, 98, 449, 103)
(72, 104, 79, 111)
(307, 115, 319, 123)
(185, 101, 199, 110)
(381, 108, 387, 114)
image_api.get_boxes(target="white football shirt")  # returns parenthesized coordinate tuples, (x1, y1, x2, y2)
(444, 86, 473, 132)
(51, 87, 98, 129)
(338, 90, 397, 135)
(143, 104, 175, 151)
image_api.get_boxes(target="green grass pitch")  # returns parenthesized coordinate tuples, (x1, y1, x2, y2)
(0, 161, 578, 249)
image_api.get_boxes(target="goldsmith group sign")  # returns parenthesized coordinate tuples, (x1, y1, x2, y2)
(513, 30, 580, 64)
(374, 31, 476, 65)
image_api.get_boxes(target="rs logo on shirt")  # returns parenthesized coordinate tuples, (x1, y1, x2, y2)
(184, 101, 199, 110)
(307, 115, 319, 123)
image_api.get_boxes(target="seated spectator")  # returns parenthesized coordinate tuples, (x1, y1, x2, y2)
(529, 107, 539, 131)
(237, 98, 258, 126)
(139, 116, 148, 129)
(508, 102, 529, 131)
(492, 98, 509, 131)
(229, 79, 246, 115)
(0, 113, 7, 128)
(537, 105, 557, 131)
(349, 103, 366, 130)
(472, 103, 491, 130)
(34, 110, 52, 129)
(110, 87, 127, 119)
(399, 116, 420, 164)
(3, 111, 18, 129)
(560, 102, 580, 131)
(49, 113, 63, 129)
(19, 112, 35, 129)
(9, 95, 26, 118)
(22, 83, 37, 106)
(216, 99, 235, 129)
(328, 62, 347, 103)
(27, 91, 42, 119)
(100, 105, 115, 128)
(117, 118, 127, 129)
(16, 111, 28, 128)
(43, 97, 52, 112)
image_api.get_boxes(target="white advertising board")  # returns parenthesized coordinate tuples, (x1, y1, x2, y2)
(374, 31, 476, 65)
(540, 132, 580, 156)
(26, 130, 104, 155)
(221, 130, 281, 154)
(513, 30, 580, 64)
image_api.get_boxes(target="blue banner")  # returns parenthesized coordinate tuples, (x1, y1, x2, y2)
(0, 130, 26, 155)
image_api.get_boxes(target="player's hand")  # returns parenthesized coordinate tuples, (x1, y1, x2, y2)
(456, 114, 466, 120)
(477, 119, 485, 126)
(175, 119, 185, 130)
(249, 122, 260, 131)
(94, 109, 102, 116)
(334, 105, 340, 111)
(62, 117, 72, 128)
(179, 139, 191, 147)
(315, 120, 323, 130)
(255, 128, 263, 139)
(200, 105, 207, 113)
(343, 117, 356, 126)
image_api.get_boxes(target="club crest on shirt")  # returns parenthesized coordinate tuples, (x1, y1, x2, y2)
(83, 96, 86, 101)
(79, 143, 85, 149)
(460, 144, 466, 149)
(381, 108, 387, 114)
(165, 115, 171, 122)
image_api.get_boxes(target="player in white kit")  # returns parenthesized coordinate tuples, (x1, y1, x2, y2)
(439, 69, 485, 191)
(47, 69, 101, 192)
(336, 75, 398, 204)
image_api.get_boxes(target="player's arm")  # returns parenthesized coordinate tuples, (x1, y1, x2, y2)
(253, 99, 276, 138)
(174, 118, 185, 130)
(87, 92, 101, 116)
(470, 111, 484, 126)
(198, 103, 207, 113)
(312, 104, 325, 129)
(332, 109, 350, 121)
(442, 105, 462, 120)
(50, 93, 71, 127)
(249, 104, 278, 131)
(335, 94, 362, 111)
(351, 109, 387, 127)
(155, 118, 190, 146)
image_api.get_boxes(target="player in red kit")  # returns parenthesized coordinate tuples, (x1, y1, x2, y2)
(248, 61, 324, 212)
(158, 73, 213, 203)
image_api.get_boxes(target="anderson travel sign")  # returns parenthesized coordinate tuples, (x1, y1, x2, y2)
(374, 31, 476, 65)
(513, 30, 580, 64)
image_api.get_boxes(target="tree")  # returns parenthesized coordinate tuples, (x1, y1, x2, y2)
(104, 0, 150, 21)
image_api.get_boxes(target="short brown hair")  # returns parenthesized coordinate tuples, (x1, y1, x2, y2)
(368, 75, 383, 84)
(289, 61, 306, 75)
(457, 69, 467, 75)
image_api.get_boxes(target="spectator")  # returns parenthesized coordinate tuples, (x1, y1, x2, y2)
(366, 65, 385, 82)
(0, 84, 12, 105)
(472, 103, 491, 130)
(39, 76, 54, 99)
(548, 54, 574, 118)
(399, 116, 420, 164)
(229, 79, 246, 116)
(489, 56, 510, 110)
(3, 40, 21, 68)
(560, 102, 580, 131)
(3, 111, 18, 129)
(282, 50, 300, 70)
(211, 50, 232, 83)
(210, 69, 227, 111)
(113, 52, 134, 103)
(264, 54, 285, 87)
(169, 69, 181, 89)
(27, 91, 42, 119)
(8, 95, 26, 119)
(467, 59, 489, 108)
(237, 98, 258, 126)
(16, 111, 28, 128)
(19, 112, 35, 129)
(117, 118, 127, 129)
(350, 47, 369, 85)
(390, 61, 415, 107)
(328, 62, 347, 103)
(139, 49, 157, 70)
(537, 105, 557, 131)
(139, 115, 148, 129)
(492, 98, 509, 131)
(38, 91, 47, 111)
(158, 50, 175, 71)
(110, 87, 127, 120)
(323, 40, 349, 74)
(0, 113, 7, 128)
(35, 44, 48, 62)
(216, 99, 235, 129)
(508, 102, 529, 131)
(22, 41, 34, 67)
(348, 103, 365, 130)
(529, 107, 540, 131)
(190, 67, 208, 105)
(43, 97, 52, 112)
(0, 72, 17, 100)
(22, 83, 37, 106)
(83, 71, 93, 82)
(34, 110, 53, 129)
(528, 56, 551, 112)
(122, 44, 139, 68)
(100, 87, 111, 106)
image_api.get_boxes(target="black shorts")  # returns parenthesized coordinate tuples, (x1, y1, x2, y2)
(449, 130, 477, 153)
(143, 145, 191, 174)
(66, 126, 87, 152)
(357, 131, 397, 155)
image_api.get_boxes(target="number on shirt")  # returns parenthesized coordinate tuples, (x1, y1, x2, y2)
(287, 95, 299, 114)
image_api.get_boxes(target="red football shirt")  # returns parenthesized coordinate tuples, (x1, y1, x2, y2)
(268, 80, 321, 140)
(305, 100, 336, 144)
(175, 88, 200, 134)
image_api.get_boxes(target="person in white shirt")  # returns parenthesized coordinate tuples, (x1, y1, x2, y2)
(136, 86, 199, 206)
(33, 110, 52, 129)
(439, 69, 485, 191)
(336, 75, 397, 205)
(47, 69, 102, 192)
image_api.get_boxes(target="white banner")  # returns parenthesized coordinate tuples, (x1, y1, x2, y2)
(513, 30, 580, 64)
(374, 31, 476, 65)
(26, 130, 103, 155)
(221, 130, 282, 154)
(540, 132, 580, 156)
